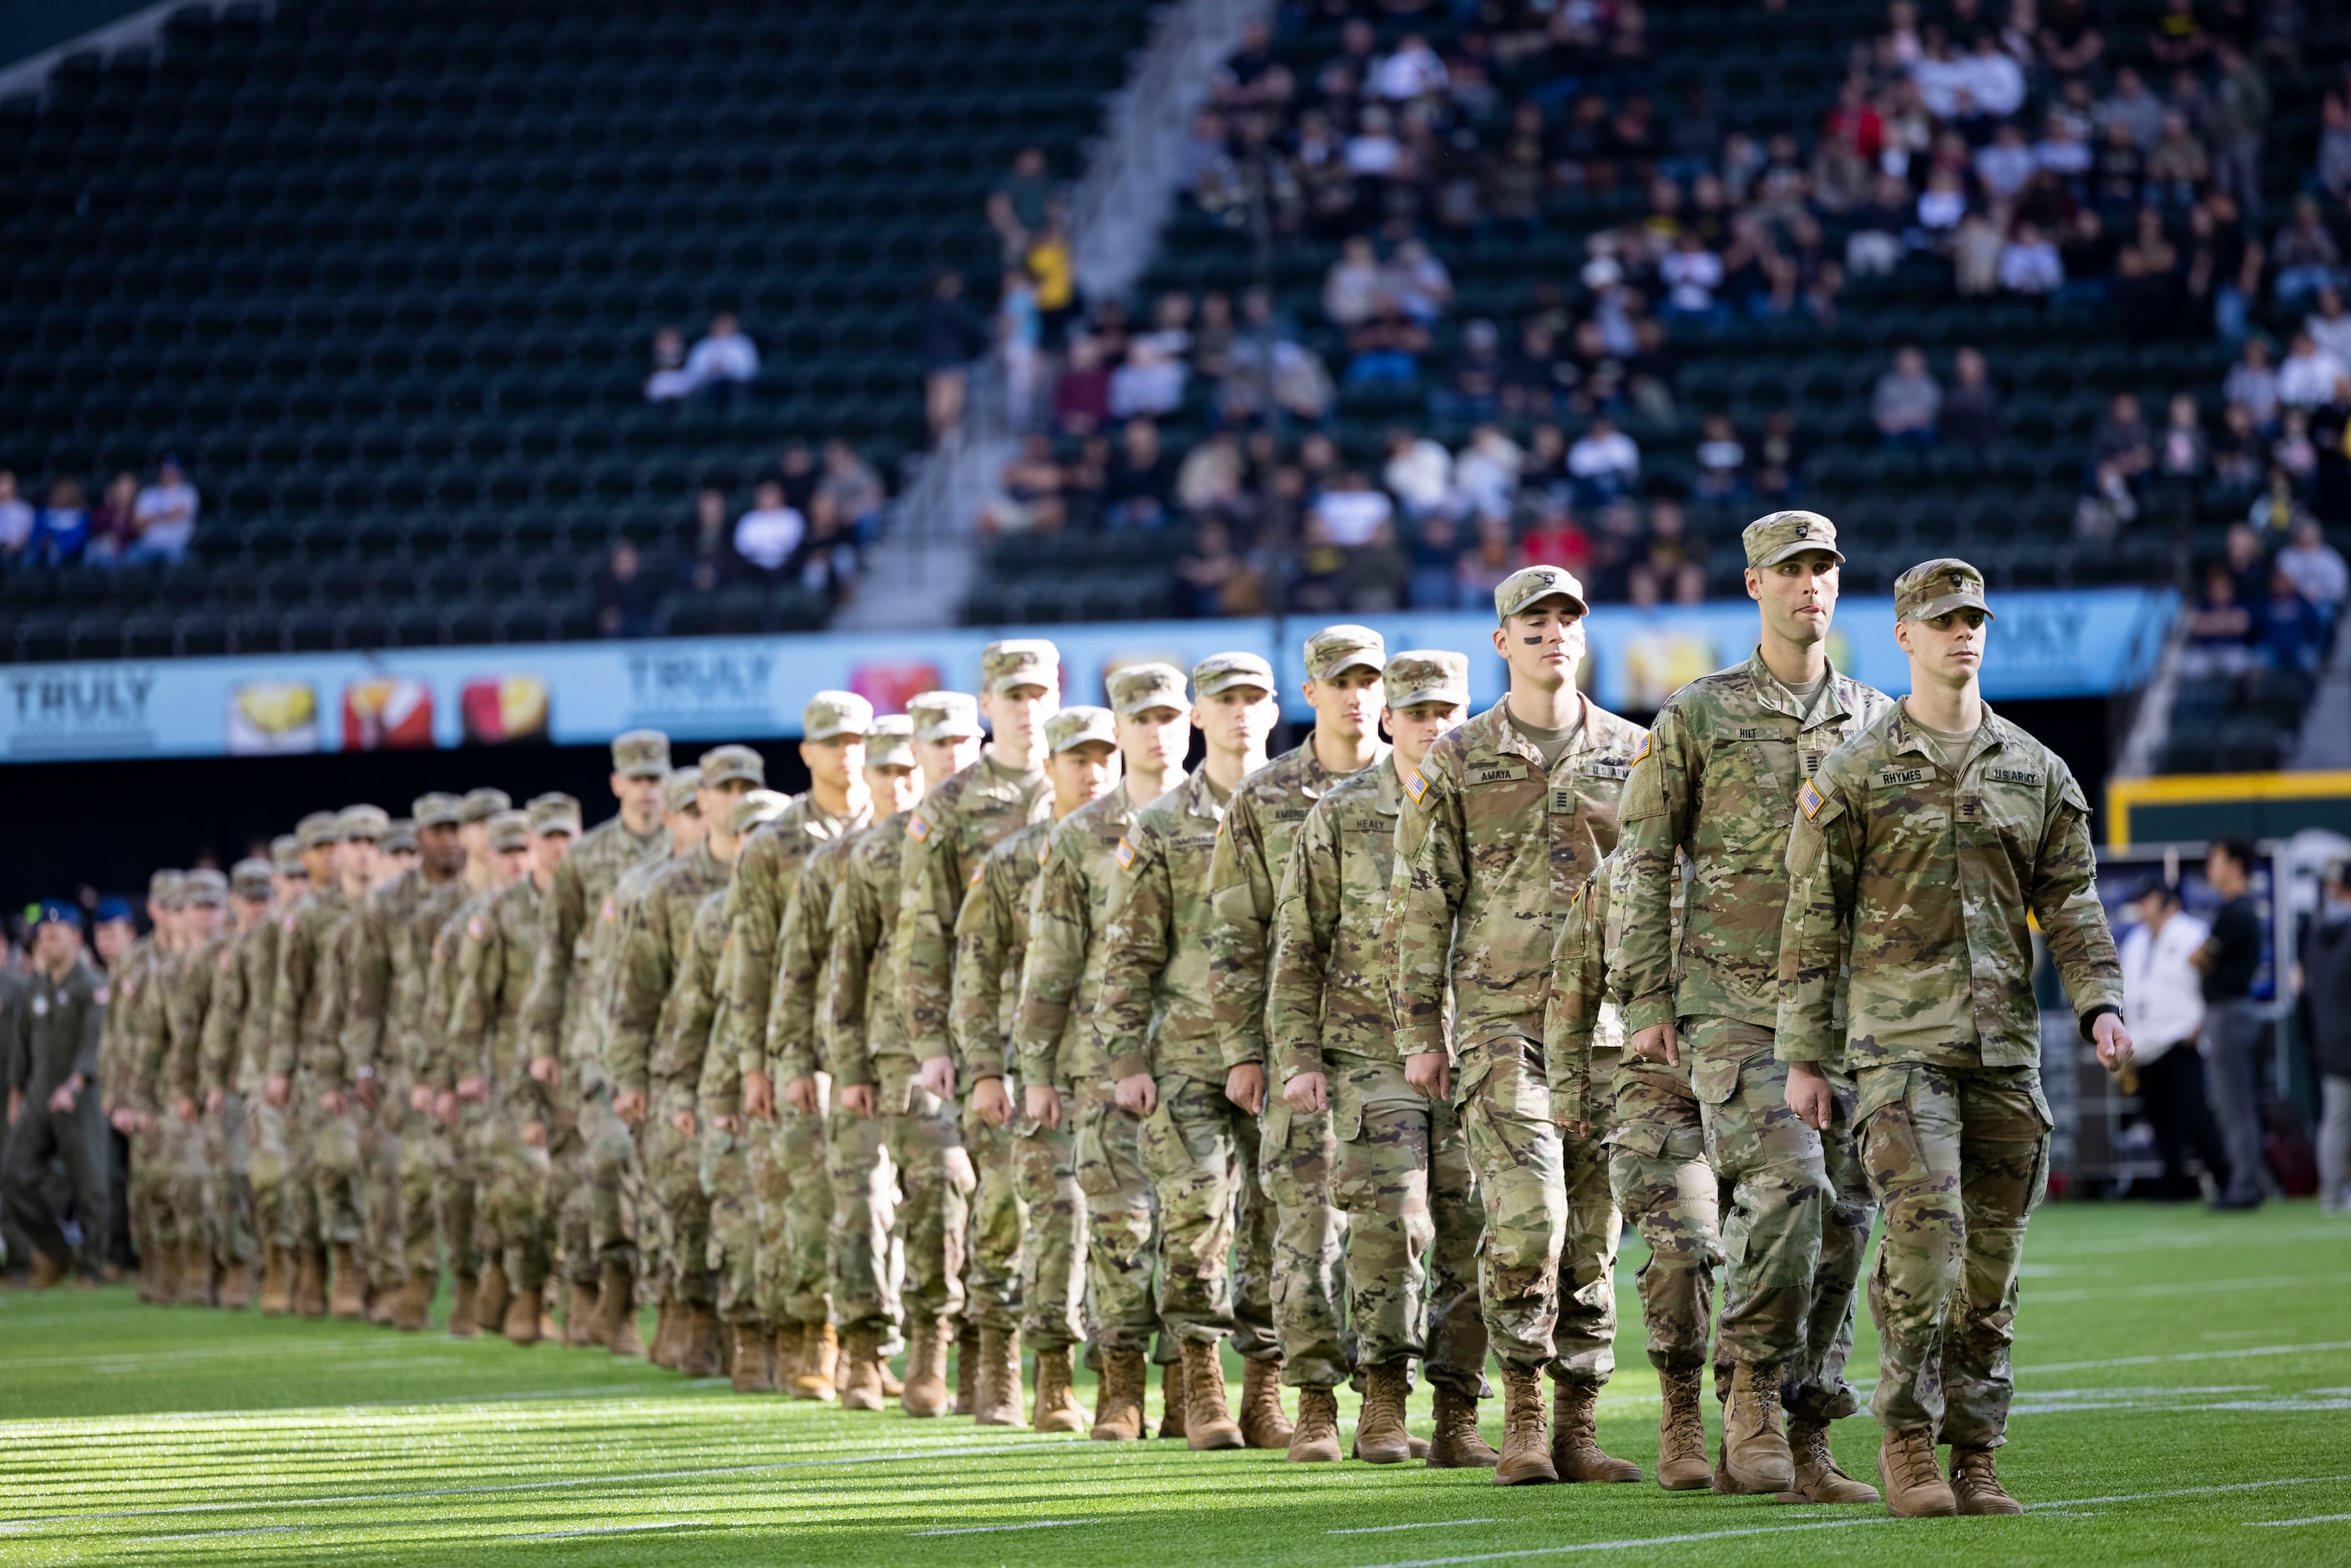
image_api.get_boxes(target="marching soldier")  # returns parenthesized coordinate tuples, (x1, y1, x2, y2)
(156, 869, 231, 1303)
(196, 858, 277, 1308)
(246, 827, 321, 1313)
(106, 869, 180, 1302)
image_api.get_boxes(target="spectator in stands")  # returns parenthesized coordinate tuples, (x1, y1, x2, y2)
(1694, 413, 1747, 498)
(685, 488, 733, 594)
(1110, 337, 1187, 419)
(1322, 235, 1383, 328)
(1309, 469, 1393, 549)
(817, 440, 883, 544)
(1175, 429, 1244, 523)
(0, 471, 28, 564)
(988, 145, 1054, 260)
(1455, 513, 1521, 604)
(1845, 172, 1912, 276)
(1383, 239, 1453, 323)
(2144, 113, 2211, 206)
(1344, 303, 1429, 386)
(594, 541, 658, 639)
(2278, 515, 2349, 630)
(2148, 0, 2212, 68)
(2207, 42, 2273, 218)
(2308, 288, 2351, 367)
(1566, 414, 1640, 505)
(980, 434, 1066, 538)
(2217, 402, 2268, 491)
(999, 266, 1044, 430)
(1873, 346, 1943, 448)
(2189, 191, 2265, 342)
(2039, 0, 2105, 77)
(1627, 498, 1706, 607)
(2101, 66, 2166, 152)
(777, 443, 819, 516)
(2197, 836, 2270, 1211)
(2261, 557, 2328, 678)
(684, 314, 759, 408)
(127, 458, 198, 564)
(2091, 391, 2156, 493)
(2273, 195, 2344, 302)
(645, 327, 695, 402)
(1452, 425, 1523, 522)
(1942, 346, 2001, 448)
(1173, 519, 1263, 618)
(1380, 427, 1451, 518)
(2121, 882, 2230, 1202)
(1998, 220, 2065, 295)
(2226, 337, 2281, 429)
(84, 472, 139, 564)
(732, 481, 806, 578)
(2160, 394, 2211, 481)
(1402, 513, 1464, 609)
(1105, 417, 1175, 529)
(1974, 120, 2037, 201)
(2279, 329, 2348, 409)
(2113, 205, 2184, 338)
(1052, 336, 1112, 436)
(922, 273, 987, 443)
(2321, 91, 2351, 199)
(2185, 559, 2257, 674)
(1659, 230, 1726, 318)
(28, 478, 88, 566)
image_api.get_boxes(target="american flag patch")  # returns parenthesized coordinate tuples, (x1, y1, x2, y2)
(1799, 780, 1824, 818)
(600, 896, 618, 924)
(1632, 732, 1651, 764)
(968, 862, 986, 888)
(281, 913, 297, 933)
(467, 915, 486, 941)
(907, 814, 932, 842)
(1114, 837, 1136, 870)
(1403, 767, 1428, 802)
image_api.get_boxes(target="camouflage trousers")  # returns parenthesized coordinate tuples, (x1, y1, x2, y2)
(1857, 1062, 2050, 1449)
(1138, 1070, 1277, 1354)
(1690, 1019, 1871, 1422)
(1014, 1113, 1086, 1350)
(358, 1096, 407, 1292)
(579, 1080, 640, 1278)
(1605, 1065, 1722, 1376)
(394, 1098, 442, 1279)
(483, 1111, 553, 1292)
(963, 1098, 1024, 1338)
(638, 1087, 712, 1305)
(240, 1079, 294, 1252)
(1329, 1057, 1486, 1398)
(1457, 1035, 1620, 1385)
(205, 1093, 258, 1270)
(144, 1112, 208, 1257)
(828, 1100, 900, 1334)
(431, 1102, 486, 1282)
(702, 1117, 758, 1323)
(1260, 1100, 1349, 1389)
(876, 1052, 974, 1328)
(303, 1082, 365, 1251)
(1071, 1082, 1156, 1352)
(0, 1086, 110, 1276)
(748, 1097, 832, 1328)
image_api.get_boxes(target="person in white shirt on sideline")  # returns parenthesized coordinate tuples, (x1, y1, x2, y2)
(2120, 883, 2232, 1201)
(685, 312, 761, 407)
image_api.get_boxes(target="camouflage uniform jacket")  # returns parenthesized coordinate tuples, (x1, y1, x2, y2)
(825, 813, 915, 1088)
(1209, 738, 1388, 1075)
(763, 832, 861, 1085)
(336, 869, 442, 1085)
(1010, 785, 1140, 1090)
(1543, 853, 1670, 1127)
(1777, 703, 2124, 1070)
(721, 794, 868, 1083)
(658, 888, 731, 1110)
(608, 842, 730, 1097)
(121, 945, 182, 1115)
(897, 753, 1049, 1064)
(1266, 755, 1417, 1085)
(99, 937, 159, 1112)
(200, 918, 272, 1098)
(416, 886, 498, 1090)
(1616, 650, 1890, 1042)
(1095, 767, 1233, 1086)
(394, 878, 470, 1081)
(516, 813, 670, 1082)
(443, 876, 553, 1117)
(1388, 695, 1648, 1062)
(268, 886, 349, 1081)
(949, 818, 1052, 1082)
(160, 939, 227, 1109)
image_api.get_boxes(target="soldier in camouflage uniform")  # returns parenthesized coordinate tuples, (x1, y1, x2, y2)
(1272, 650, 1495, 1468)
(1098, 651, 1283, 1451)
(105, 869, 180, 1302)
(1777, 559, 2131, 1518)
(517, 731, 672, 1353)
(156, 870, 232, 1303)
(726, 693, 874, 1395)
(1615, 512, 1891, 1500)
(240, 831, 315, 1312)
(830, 693, 984, 1414)
(195, 858, 277, 1307)
(2, 902, 109, 1287)
(900, 641, 1059, 1418)
(1014, 663, 1194, 1442)
(1387, 564, 1647, 1486)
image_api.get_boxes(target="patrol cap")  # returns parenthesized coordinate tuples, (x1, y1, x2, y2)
(1742, 508, 1845, 569)
(526, 792, 582, 837)
(1303, 624, 1385, 681)
(1045, 705, 1117, 754)
(1106, 661, 1187, 716)
(150, 870, 188, 909)
(803, 690, 874, 743)
(458, 788, 511, 826)
(182, 868, 229, 907)
(335, 804, 391, 842)
(611, 728, 671, 778)
(732, 788, 792, 836)
(1893, 557, 1995, 623)
(909, 690, 983, 744)
(382, 818, 418, 855)
(1494, 563, 1589, 622)
(1383, 649, 1472, 711)
(271, 835, 306, 875)
(1191, 651, 1276, 700)
(296, 812, 339, 851)
(486, 810, 531, 853)
(698, 744, 766, 788)
(411, 792, 464, 828)
(94, 897, 132, 926)
(33, 898, 81, 930)
(230, 858, 275, 901)
(866, 714, 916, 770)
(982, 638, 1060, 695)
(662, 766, 704, 814)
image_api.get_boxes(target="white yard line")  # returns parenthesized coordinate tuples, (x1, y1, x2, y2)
(2248, 1514, 2351, 1528)
(2019, 1341, 2351, 1375)
(2028, 1273, 2351, 1305)
(908, 1520, 1084, 1536)
(512, 1520, 709, 1540)
(1331, 1520, 1504, 1535)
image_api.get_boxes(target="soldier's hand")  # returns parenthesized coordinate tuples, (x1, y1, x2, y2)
(1285, 1071, 1327, 1114)
(1631, 1022, 1681, 1068)
(840, 1083, 877, 1119)
(1403, 1051, 1450, 1103)
(8, 1087, 22, 1124)
(613, 1088, 648, 1125)
(522, 1119, 548, 1148)
(1224, 1062, 1267, 1116)
(783, 1075, 820, 1116)
(174, 1095, 199, 1125)
(264, 1073, 291, 1110)
(715, 1113, 741, 1135)
(457, 1075, 489, 1105)
(1785, 1060, 1833, 1132)
(51, 1081, 81, 1115)
(918, 1055, 958, 1101)
(353, 1071, 381, 1110)
(434, 1090, 459, 1126)
(1559, 1120, 1590, 1140)
(205, 1087, 227, 1116)
(2093, 1011, 2135, 1074)
(1115, 1072, 1156, 1117)
(972, 1075, 1011, 1127)
(109, 1105, 136, 1133)
(1024, 1083, 1064, 1130)
(528, 1055, 561, 1090)
(670, 1108, 697, 1136)
(408, 1083, 435, 1114)
(743, 1071, 776, 1121)
(319, 1088, 347, 1115)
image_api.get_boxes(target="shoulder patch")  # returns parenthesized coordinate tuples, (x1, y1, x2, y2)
(600, 896, 618, 924)
(467, 915, 486, 941)
(968, 862, 987, 889)
(1799, 780, 1825, 819)
(1114, 837, 1137, 870)
(906, 814, 932, 842)
(1403, 767, 1429, 802)
(281, 913, 298, 933)
(1631, 732, 1651, 764)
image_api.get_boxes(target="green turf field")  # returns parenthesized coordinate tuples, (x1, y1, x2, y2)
(4, 1201, 2348, 1566)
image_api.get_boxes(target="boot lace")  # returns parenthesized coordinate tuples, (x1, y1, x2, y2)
(1952, 1447, 2009, 1500)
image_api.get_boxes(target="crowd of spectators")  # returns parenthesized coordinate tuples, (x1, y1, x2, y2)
(2184, 511, 2346, 680)
(0, 459, 200, 569)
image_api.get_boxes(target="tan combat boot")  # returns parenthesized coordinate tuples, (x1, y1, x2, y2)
(27, 1248, 66, 1290)
(650, 1290, 681, 1369)
(678, 1302, 725, 1378)
(294, 1247, 330, 1318)
(1180, 1339, 1244, 1450)
(154, 1242, 183, 1304)
(367, 1277, 397, 1326)
(1494, 1364, 1556, 1485)
(773, 1321, 805, 1390)
(1553, 1381, 1641, 1482)
(877, 1347, 905, 1399)
(1778, 1418, 1881, 1505)
(1721, 1362, 1793, 1494)
(1239, 1354, 1293, 1449)
(1876, 1427, 1957, 1516)
(258, 1243, 292, 1316)
(953, 1323, 980, 1415)
(1356, 1363, 1414, 1464)
(1031, 1343, 1088, 1434)
(731, 1320, 777, 1393)
(974, 1326, 1024, 1426)
(1428, 1385, 1499, 1469)
(901, 1316, 952, 1417)
(1287, 1387, 1342, 1463)
(1089, 1346, 1147, 1441)
(564, 1278, 600, 1347)
(793, 1323, 840, 1401)
(837, 1326, 887, 1412)
(1656, 1367, 1713, 1491)
(392, 1269, 435, 1333)
(217, 1258, 254, 1311)
(448, 1274, 480, 1338)
(599, 1262, 644, 1357)
(476, 1258, 510, 1338)
(179, 1246, 216, 1306)
(503, 1284, 544, 1346)
(1949, 1445, 2021, 1515)
(1158, 1358, 1187, 1441)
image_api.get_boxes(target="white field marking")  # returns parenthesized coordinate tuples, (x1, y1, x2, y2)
(130, 1526, 304, 1543)
(907, 1520, 1084, 1536)
(2248, 1515, 2351, 1528)
(1330, 1520, 1504, 1535)
(11, 1340, 385, 1370)
(511, 1520, 709, 1540)
(2029, 1272, 2351, 1304)
(2019, 1340, 2351, 1375)
(2044, 1224, 2351, 1256)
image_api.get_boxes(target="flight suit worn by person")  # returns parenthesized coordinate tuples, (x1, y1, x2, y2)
(2, 943, 110, 1282)
(1779, 560, 2124, 1511)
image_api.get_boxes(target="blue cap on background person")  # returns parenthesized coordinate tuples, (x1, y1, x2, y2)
(94, 898, 133, 926)
(33, 899, 82, 929)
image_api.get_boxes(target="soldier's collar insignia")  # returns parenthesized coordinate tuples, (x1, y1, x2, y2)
(1403, 767, 1429, 802)
(1799, 780, 1824, 818)
(906, 814, 933, 842)
(1114, 837, 1136, 870)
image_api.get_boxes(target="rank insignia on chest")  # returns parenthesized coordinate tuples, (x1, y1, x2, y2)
(906, 815, 932, 842)
(1403, 767, 1429, 802)
(1799, 780, 1824, 818)
(1114, 837, 1136, 870)
(1549, 787, 1579, 815)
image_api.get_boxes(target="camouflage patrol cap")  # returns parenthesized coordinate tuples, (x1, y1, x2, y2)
(866, 714, 917, 769)
(1742, 508, 1845, 569)
(1045, 705, 1117, 754)
(296, 812, 339, 851)
(336, 804, 391, 842)
(662, 766, 704, 814)
(909, 690, 983, 744)
(458, 788, 511, 826)
(1191, 651, 1277, 699)
(1494, 563, 1589, 622)
(182, 868, 229, 907)
(230, 858, 275, 901)
(485, 809, 531, 853)
(698, 744, 766, 788)
(981, 638, 1061, 695)
(382, 818, 418, 855)
(611, 729, 671, 779)
(1106, 661, 1187, 716)
(803, 690, 874, 743)
(731, 788, 792, 836)
(150, 870, 188, 909)
(271, 834, 306, 875)
(1894, 557, 1995, 623)
(1383, 649, 1472, 711)
(1303, 624, 1385, 681)
(411, 792, 464, 828)
(526, 792, 582, 837)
